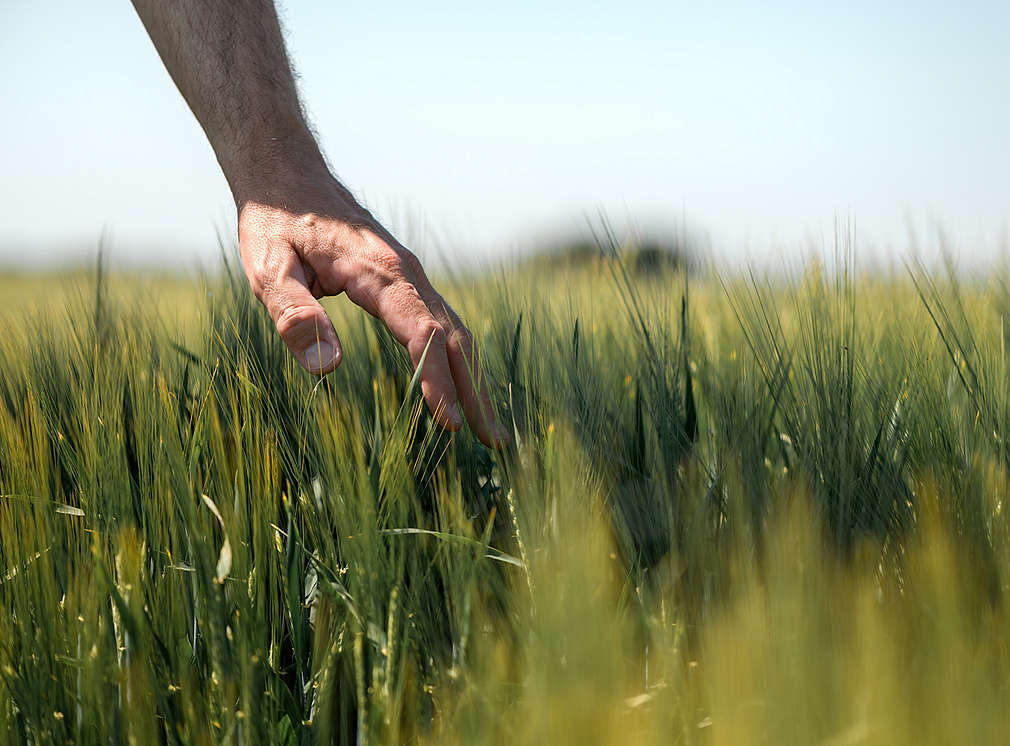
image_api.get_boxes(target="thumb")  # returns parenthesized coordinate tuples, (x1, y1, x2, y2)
(263, 272, 343, 375)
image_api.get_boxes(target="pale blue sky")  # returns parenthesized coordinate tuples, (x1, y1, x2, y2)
(1, 1, 1008, 268)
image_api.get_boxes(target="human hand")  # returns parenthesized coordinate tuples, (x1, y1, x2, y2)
(236, 169, 505, 448)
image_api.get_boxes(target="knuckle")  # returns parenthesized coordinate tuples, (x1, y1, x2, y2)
(407, 318, 447, 365)
(446, 327, 474, 355)
(417, 318, 446, 345)
(366, 247, 406, 282)
(361, 241, 424, 284)
(379, 278, 422, 314)
(297, 212, 320, 232)
(274, 305, 318, 338)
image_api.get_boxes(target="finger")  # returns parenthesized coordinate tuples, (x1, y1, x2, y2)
(326, 235, 465, 430)
(419, 288, 508, 446)
(405, 315, 463, 431)
(443, 319, 507, 447)
(258, 261, 342, 374)
(344, 269, 462, 429)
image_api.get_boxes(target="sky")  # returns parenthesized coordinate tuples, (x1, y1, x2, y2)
(1, 0, 1008, 270)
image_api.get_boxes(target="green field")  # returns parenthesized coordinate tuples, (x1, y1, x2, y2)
(1, 236, 1008, 744)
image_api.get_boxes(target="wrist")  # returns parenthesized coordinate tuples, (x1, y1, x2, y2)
(221, 126, 330, 208)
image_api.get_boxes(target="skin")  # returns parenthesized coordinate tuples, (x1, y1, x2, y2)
(130, 0, 503, 447)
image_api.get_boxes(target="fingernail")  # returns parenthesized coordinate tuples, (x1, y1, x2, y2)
(304, 341, 336, 372)
(448, 402, 463, 426)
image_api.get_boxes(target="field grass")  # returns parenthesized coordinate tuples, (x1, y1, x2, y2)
(1, 233, 1009, 744)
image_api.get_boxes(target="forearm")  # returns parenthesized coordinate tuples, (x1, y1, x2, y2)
(131, 0, 326, 204)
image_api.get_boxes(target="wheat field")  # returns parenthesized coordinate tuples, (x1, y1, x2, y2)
(0, 235, 1008, 744)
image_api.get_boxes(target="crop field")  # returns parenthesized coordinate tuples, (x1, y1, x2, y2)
(1, 234, 1009, 744)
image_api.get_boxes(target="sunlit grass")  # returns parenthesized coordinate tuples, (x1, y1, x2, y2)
(0, 237, 1008, 744)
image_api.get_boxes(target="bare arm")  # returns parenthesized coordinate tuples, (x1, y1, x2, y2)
(131, 0, 502, 446)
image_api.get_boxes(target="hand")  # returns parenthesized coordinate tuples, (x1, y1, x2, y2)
(237, 170, 505, 448)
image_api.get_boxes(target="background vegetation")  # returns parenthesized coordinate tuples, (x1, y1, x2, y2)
(1, 232, 1008, 744)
